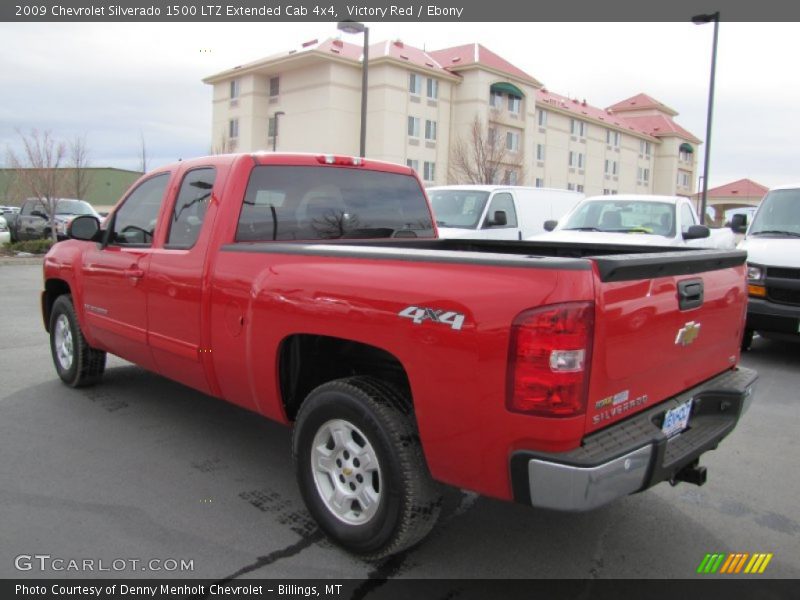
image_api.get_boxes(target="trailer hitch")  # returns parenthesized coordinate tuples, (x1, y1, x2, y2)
(670, 460, 707, 487)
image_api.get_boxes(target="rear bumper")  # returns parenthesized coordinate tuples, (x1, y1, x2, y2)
(747, 297, 800, 336)
(510, 367, 758, 511)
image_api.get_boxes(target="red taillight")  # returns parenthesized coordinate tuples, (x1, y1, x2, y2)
(506, 302, 594, 417)
(316, 154, 363, 166)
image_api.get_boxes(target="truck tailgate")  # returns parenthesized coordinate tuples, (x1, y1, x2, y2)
(586, 250, 747, 433)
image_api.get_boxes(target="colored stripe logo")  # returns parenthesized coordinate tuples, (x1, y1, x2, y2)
(697, 553, 773, 574)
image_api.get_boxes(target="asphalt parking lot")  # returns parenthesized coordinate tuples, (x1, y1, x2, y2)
(1, 262, 798, 582)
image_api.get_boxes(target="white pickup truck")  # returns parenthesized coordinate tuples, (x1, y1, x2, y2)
(532, 194, 735, 249)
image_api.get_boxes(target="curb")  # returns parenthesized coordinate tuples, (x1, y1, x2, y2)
(0, 257, 45, 266)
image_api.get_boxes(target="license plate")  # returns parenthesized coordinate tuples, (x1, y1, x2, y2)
(662, 400, 693, 438)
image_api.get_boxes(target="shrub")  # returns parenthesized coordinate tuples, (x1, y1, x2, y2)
(8, 238, 56, 254)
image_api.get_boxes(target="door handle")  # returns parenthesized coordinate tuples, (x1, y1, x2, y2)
(125, 268, 145, 280)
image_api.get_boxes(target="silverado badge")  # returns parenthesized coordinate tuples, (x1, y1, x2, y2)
(675, 321, 701, 346)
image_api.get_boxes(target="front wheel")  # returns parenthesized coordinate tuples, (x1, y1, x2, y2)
(49, 294, 106, 387)
(292, 377, 441, 560)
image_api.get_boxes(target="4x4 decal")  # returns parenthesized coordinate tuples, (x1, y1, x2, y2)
(398, 306, 466, 331)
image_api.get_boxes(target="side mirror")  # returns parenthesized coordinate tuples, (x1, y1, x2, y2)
(731, 213, 748, 233)
(485, 210, 507, 227)
(683, 224, 710, 240)
(68, 215, 102, 242)
(543, 220, 558, 232)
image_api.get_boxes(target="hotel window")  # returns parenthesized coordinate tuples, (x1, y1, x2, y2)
(425, 120, 437, 141)
(604, 159, 618, 175)
(230, 79, 240, 100)
(577, 184, 584, 193)
(269, 76, 279, 97)
(567, 183, 576, 191)
(409, 73, 422, 95)
(407, 116, 420, 138)
(569, 151, 584, 169)
(506, 131, 520, 152)
(571, 119, 587, 138)
(640, 140, 652, 157)
(268, 117, 276, 138)
(508, 96, 521, 114)
(538, 109, 548, 127)
(606, 129, 620, 147)
(426, 78, 438, 99)
(678, 171, 691, 187)
(406, 159, 419, 172)
(535, 178, 544, 188)
(638, 167, 650, 183)
(423, 161, 436, 182)
(504, 170, 518, 185)
(229, 119, 239, 139)
(490, 91, 503, 108)
(488, 127, 498, 147)
(679, 148, 693, 162)
(536, 144, 545, 161)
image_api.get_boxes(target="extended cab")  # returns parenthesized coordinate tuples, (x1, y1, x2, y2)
(735, 183, 800, 349)
(536, 194, 735, 249)
(42, 153, 756, 558)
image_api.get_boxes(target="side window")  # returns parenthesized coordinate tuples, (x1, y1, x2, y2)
(20, 202, 33, 216)
(680, 203, 696, 233)
(166, 168, 216, 248)
(110, 174, 170, 246)
(484, 193, 517, 228)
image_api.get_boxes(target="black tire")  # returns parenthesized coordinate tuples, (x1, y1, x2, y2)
(741, 328, 754, 351)
(49, 294, 106, 387)
(292, 376, 441, 560)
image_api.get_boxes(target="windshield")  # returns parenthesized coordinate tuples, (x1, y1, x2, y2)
(56, 200, 95, 215)
(749, 189, 800, 236)
(428, 190, 490, 229)
(561, 199, 675, 236)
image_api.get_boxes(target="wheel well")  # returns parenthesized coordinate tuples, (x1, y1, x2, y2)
(279, 334, 412, 421)
(43, 279, 71, 332)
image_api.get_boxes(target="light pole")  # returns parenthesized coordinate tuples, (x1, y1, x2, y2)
(692, 11, 720, 225)
(337, 20, 369, 158)
(272, 111, 285, 152)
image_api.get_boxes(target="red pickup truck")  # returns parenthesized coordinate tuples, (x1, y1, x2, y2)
(42, 153, 757, 559)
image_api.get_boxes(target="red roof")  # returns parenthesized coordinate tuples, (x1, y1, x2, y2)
(536, 89, 657, 138)
(620, 114, 701, 143)
(704, 178, 769, 198)
(428, 43, 540, 85)
(606, 93, 678, 116)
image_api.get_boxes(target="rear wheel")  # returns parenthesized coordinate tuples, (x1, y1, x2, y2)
(292, 376, 441, 560)
(49, 295, 106, 387)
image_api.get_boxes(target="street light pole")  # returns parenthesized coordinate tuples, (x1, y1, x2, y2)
(337, 21, 369, 157)
(272, 111, 285, 152)
(692, 11, 720, 225)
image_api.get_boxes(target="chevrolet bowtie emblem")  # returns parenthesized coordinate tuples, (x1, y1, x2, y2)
(675, 321, 701, 346)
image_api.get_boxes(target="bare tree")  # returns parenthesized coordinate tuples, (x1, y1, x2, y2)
(448, 114, 526, 185)
(138, 131, 148, 173)
(6, 129, 67, 241)
(68, 134, 92, 199)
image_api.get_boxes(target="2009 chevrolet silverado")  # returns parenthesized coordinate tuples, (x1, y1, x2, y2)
(42, 153, 757, 559)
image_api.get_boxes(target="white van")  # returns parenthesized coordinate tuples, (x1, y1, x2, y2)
(734, 183, 800, 349)
(427, 185, 583, 240)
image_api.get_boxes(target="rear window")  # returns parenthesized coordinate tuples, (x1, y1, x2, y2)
(236, 166, 434, 241)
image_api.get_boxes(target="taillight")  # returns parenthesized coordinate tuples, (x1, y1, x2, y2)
(507, 302, 594, 417)
(316, 154, 363, 166)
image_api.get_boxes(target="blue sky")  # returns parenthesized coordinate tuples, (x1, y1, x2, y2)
(2, 21, 798, 189)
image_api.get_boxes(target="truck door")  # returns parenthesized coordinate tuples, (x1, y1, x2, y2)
(146, 167, 218, 395)
(480, 192, 519, 239)
(79, 173, 171, 371)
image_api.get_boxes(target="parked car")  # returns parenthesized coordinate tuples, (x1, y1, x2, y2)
(532, 194, 735, 249)
(428, 185, 583, 240)
(10, 198, 101, 242)
(734, 183, 800, 349)
(0, 216, 10, 245)
(44, 152, 755, 559)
